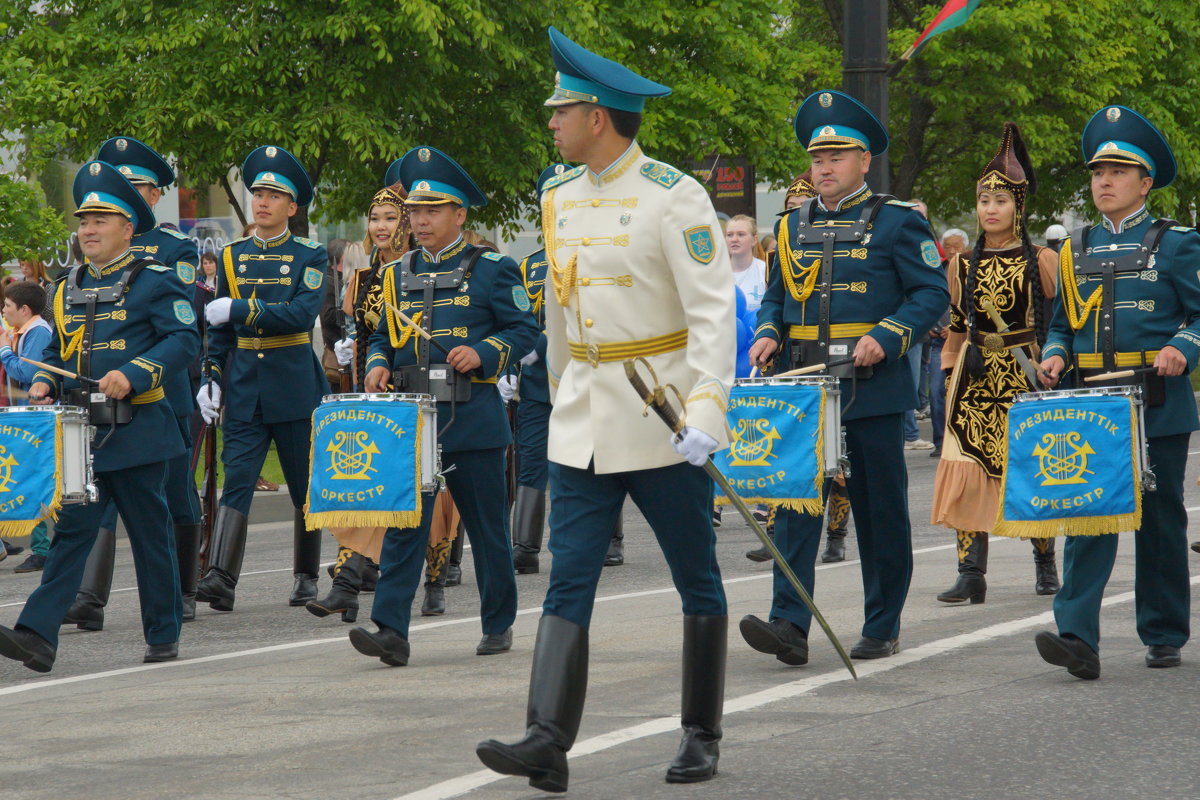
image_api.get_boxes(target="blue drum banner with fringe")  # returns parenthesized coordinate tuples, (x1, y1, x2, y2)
(713, 382, 825, 514)
(0, 410, 62, 537)
(305, 398, 423, 530)
(995, 392, 1140, 537)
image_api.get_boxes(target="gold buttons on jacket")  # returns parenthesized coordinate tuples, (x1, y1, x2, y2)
(581, 277, 591, 286)
(591, 199, 601, 208)
(585, 319, 594, 328)
(581, 238, 591, 246)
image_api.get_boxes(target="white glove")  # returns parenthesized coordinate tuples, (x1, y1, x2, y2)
(205, 297, 233, 326)
(520, 350, 539, 366)
(671, 426, 718, 467)
(197, 383, 222, 424)
(334, 337, 354, 366)
(498, 374, 518, 403)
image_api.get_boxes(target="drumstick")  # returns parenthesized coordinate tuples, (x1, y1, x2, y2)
(775, 357, 855, 377)
(1083, 366, 1157, 382)
(385, 303, 452, 357)
(20, 357, 99, 386)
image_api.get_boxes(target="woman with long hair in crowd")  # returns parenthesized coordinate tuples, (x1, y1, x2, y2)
(931, 123, 1059, 603)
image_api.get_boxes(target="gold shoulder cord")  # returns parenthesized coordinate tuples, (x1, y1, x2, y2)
(222, 245, 241, 300)
(776, 216, 821, 303)
(381, 266, 404, 349)
(544, 186, 577, 306)
(1057, 238, 1102, 331)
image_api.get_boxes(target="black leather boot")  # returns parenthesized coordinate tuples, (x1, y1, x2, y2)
(290, 509, 321, 606)
(476, 615, 588, 793)
(445, 525, 464, 586)
(63, 526, 116, 631)
(422, 540, 450, 616)
(937, 530, 987, 604)
(307, 550, 365, 622)
(195, 507, 248, 612)
(603, 517, 624, 567)
(668, 615, 726, 783)
(361, 558, 379, 593)
(1032, 537, 1060, 595)
(175, 523, 201, 622)
(511, 485, 546, 574)
(821, 481, 850, 563)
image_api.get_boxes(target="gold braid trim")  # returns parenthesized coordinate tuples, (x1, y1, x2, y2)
(1057, 240, 1102, 331)
(776, 215, 821, 303)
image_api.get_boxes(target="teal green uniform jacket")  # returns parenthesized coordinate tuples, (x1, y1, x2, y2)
(366, 239, 540, 453)
(32, 252, 201, 471)
(515, 248, 549, 404)
(131, 224, 200, 419)
(754, 186, 950, 420)
(206, 230, 328, 424)
(1043, 212, 1200, 438)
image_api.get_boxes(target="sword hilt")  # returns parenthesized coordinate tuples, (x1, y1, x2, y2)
(623, 358, 685, 435)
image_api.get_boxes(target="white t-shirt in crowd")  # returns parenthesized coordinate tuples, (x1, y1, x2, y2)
(732, 258, 767, 311)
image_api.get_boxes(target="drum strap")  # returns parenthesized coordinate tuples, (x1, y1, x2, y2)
(64, 257, 157, 380)
(398, 246, 492, 369)
(1072, 219, 1175, 372)
(796, 194, 890, 350)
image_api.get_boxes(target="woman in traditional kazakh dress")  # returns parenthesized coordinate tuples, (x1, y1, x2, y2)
(931, 123, 1060, 603)
(307, 185, 459, 620)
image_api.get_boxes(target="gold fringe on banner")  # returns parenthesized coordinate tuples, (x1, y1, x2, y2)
(0, 414, 65, 537)
(993, 398, 1142, 538)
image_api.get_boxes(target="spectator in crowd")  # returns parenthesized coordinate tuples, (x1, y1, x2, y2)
(727, 214, 768, 312)
(902, 199, 943, 450)
(1044, 223, 1068, 252)
(0, 281, 53, 571)
(760, 233, 777, 261)
(926, 228, 969, 458)
(319, 238, 352, 393)
(199, 250, 218, 290)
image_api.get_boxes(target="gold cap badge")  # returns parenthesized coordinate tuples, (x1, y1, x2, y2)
(262, 171, 276, 181)
(85, 192, 99, 201)
(1100, 141, 1118, 151)
(819, 92, 833, 108)
(1106, 107, 1121, 123)
(119, 166, 132, 176)
(820, 125, 836, 136)
(265, 146, 278, 158)
(554, 165, 565, 175)
(116, 138, 128, 151)
(419, 148, 431, 162)
(89, 163, 101, 176)
(416, 180, 431, 191)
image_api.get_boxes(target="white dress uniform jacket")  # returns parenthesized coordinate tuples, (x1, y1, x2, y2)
(541, 143, 735, 473)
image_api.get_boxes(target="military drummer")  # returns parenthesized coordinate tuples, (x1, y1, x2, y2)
(0, 161, 199, 671)
(196, 146, 328, 611)
(742, 90, 949, 665)
(66, 135, 205, 630)
(1036, 106, 1200, 679)
(353, 146, 538, 666)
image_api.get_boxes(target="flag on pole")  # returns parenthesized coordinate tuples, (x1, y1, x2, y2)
(897, 0, 983, 64)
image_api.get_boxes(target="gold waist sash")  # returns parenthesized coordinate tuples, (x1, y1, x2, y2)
(568, 329, 688, 367)
(1075, 350, 1160, 369)
(236, 332, 312, 351)
(786, 322, 875, 341)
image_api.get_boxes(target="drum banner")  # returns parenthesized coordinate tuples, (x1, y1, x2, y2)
(713, 382, 825, 514)
(0, 411, 62, 537)
(305, 399, 423, 530)
(995, 393, 1140, 537)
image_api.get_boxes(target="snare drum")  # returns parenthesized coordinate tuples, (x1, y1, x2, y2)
(735, 376, 845, 475)
(0, 405, 95, 508)
(306, 392, 439, 531)
(319, 393, 440, 492)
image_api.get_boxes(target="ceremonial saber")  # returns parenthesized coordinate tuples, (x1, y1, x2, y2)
(978, 299, 1041, 389)
(775, 357, 855, 378)
(386, 302, 453, 358)
(20, 357, 99, 386)
(1083, 365, 1159, 382)
(624, 357, 857, 679)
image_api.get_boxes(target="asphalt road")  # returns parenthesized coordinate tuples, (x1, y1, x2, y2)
(1, 427, 1199, 800)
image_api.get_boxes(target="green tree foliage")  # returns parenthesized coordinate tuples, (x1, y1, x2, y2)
(789, 0, 1200, 226)
(0, 1, 805, 234)
(0, 173, 69, 263)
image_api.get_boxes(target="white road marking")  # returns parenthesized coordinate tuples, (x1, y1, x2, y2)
(0, 543, 959, 694)
(392, 576, 1197, 800)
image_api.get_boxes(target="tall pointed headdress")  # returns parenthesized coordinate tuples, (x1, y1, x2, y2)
(976, 122, 1036, 238)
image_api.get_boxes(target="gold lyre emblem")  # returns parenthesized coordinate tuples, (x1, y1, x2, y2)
(728, 419, 783, 467)
(0, 445, 18, 493)
(327, 431, 381, 480)
(1032, 432, 1095, 485)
